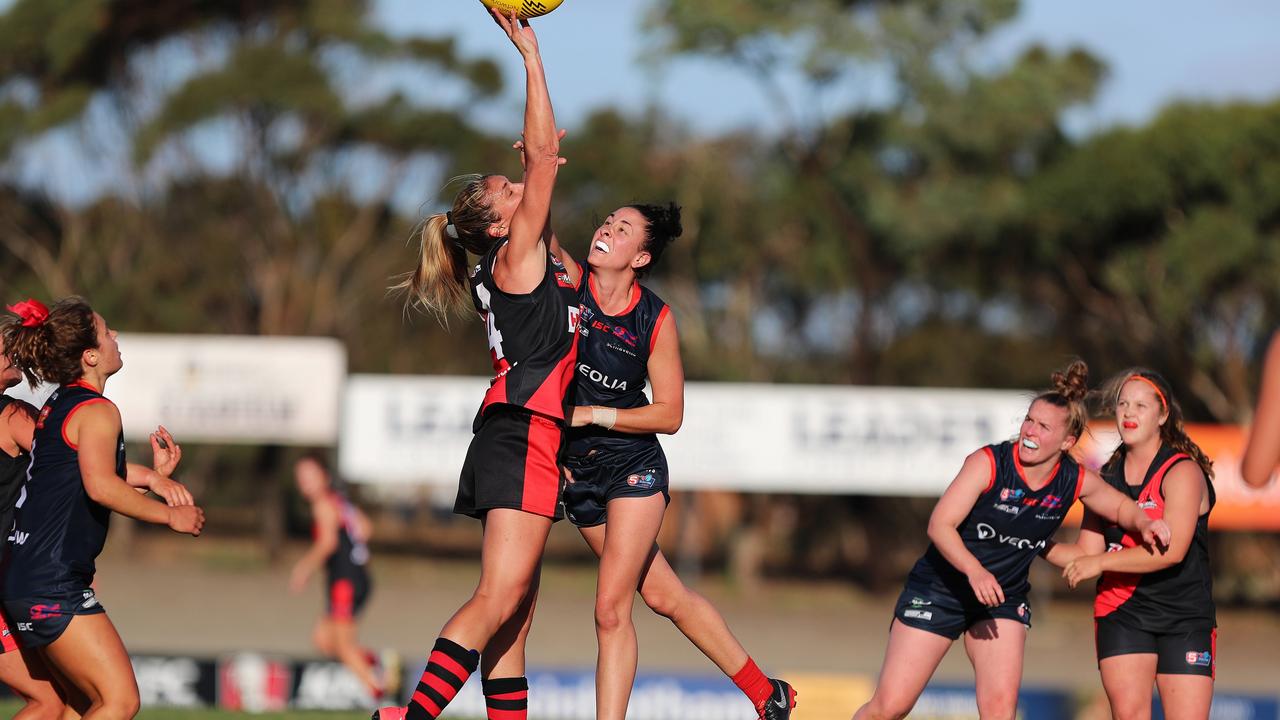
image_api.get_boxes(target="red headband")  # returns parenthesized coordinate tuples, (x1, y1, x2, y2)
(6, 299, 49, 328)
(1123, 374, 1167, 409)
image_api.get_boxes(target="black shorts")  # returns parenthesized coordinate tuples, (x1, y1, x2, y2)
(892, 584, 1032, 640)
(2, 588, 106, 649)
(563, 443, 670, 528)
(456, 408, 566, 520)
(1095, 614, 1216, 678)
(326, 571, 371, 620)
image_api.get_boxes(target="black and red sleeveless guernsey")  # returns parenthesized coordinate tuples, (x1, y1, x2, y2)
(895, 442, 1083, 639)
(568, 275, 671, 454)
(469, 238, 581, 427)
(3, 381, 122, 598)
(0, 396, 31, 653)
(1095, 445, 1216, 632)
(0, 396, 31, 569)
(321, 491, 371, 619)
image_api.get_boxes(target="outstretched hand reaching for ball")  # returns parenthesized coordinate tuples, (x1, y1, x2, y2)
(491, 9, 541, 58)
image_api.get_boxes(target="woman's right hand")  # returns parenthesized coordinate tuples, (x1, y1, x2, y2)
(490, 9, 540, 58)
(167, 505, 205, 536)
(967, 567, 1005, 607)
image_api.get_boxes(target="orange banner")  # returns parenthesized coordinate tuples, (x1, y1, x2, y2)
(1066, 423, 1280, 531)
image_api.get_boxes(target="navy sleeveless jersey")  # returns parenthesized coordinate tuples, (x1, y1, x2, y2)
(567, 277, 671, 455)
(3, 382, 124, 597)
(0, 396, 31, 569)
(1095, 445, 1216, 632)
(907, 441, 1084, 600)
(470, 238, 581, 428)
(322, 491, 369, 580)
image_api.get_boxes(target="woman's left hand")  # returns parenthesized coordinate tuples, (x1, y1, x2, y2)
(1063, 554, 1104, 589)
(150, 425, 182, 477)
(1138, 516, 1171, 549)
(151, 475, 195, 507)
(570, 405, 592, 428)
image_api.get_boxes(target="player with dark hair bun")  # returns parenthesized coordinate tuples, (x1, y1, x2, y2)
(853, 361, 1171, 720)
(532, 203, 794, 720)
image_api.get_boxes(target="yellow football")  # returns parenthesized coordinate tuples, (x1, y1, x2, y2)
(479, 0, 565, 20)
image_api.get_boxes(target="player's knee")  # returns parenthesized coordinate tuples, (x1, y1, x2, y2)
(976, 691, 1018, 720)
(640, 585, 681, 619)
(864, 691, 913, 720)
(98, 687, 141, 719)
(312, 625, 335, 655)
(1108, 698, 1152, 720)
(21, 696, 65, 720)
(594, 597, 629, 636)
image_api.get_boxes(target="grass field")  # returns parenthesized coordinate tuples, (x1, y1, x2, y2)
(0, 703, 484, 720)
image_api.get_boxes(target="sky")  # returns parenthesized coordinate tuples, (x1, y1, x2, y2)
(4, 0, 1280, 206)
(379, 0, 1280, 137)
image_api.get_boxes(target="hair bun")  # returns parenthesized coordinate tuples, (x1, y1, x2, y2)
(653, 202, 682, 241)
(1051, 359, 1090, 403)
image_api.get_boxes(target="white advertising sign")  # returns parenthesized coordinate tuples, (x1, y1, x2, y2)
(338, 375, 1032, 495)
(6, 334, 345, 445)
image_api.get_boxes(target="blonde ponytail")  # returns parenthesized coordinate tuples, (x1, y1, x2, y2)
(393, 175, 499, 326)
(394, 214, 472, 322)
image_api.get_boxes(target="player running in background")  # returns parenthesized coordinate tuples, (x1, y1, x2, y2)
(1062, 370, 1216, 720)
(374, 10, 578, 720)
(852, 361, 1170, 720)
(0, 297, 204, 720)
(541, 202, 797, 719)
(1241, 331, 1280, 487)
(290, 455, 384, 699)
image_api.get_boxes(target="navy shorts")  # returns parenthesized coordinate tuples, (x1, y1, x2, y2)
(456, 409, 566, 520)
(892, 584, 1031, 640)
(2, 588, 106, 649)
(1095, 614, 1216, 678)
(563, 443, 670, 528)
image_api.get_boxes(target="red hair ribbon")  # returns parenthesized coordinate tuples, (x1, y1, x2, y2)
(6, 299, 50, 328)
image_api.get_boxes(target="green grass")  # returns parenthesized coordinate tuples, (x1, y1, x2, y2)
(0, 702, 484, 719)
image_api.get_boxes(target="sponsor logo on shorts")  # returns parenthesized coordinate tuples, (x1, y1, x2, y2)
(1017, 602, 1029, 619)
(903, 609, 933, 621)
(627, 471, 658, 489)
(909, 597, 932, 608)
(1186, 651, 1212, 667)
(29, 604, 63, 620)
(16, 622, 32, 631)
(82, 591, 100, 609)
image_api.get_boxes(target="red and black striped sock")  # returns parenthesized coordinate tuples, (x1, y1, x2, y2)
(482, 676, 528, 720)
(406, 638, 479, 720)
(731, 657, 772, 711)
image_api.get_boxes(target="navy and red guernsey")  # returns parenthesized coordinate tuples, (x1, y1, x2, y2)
(3, 381, 123, 598)
(568, 275, 671, 454)
(470, 238, 581, 428)
(907, 441, 1085, 601)
(1095, 445, 1216, 632)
